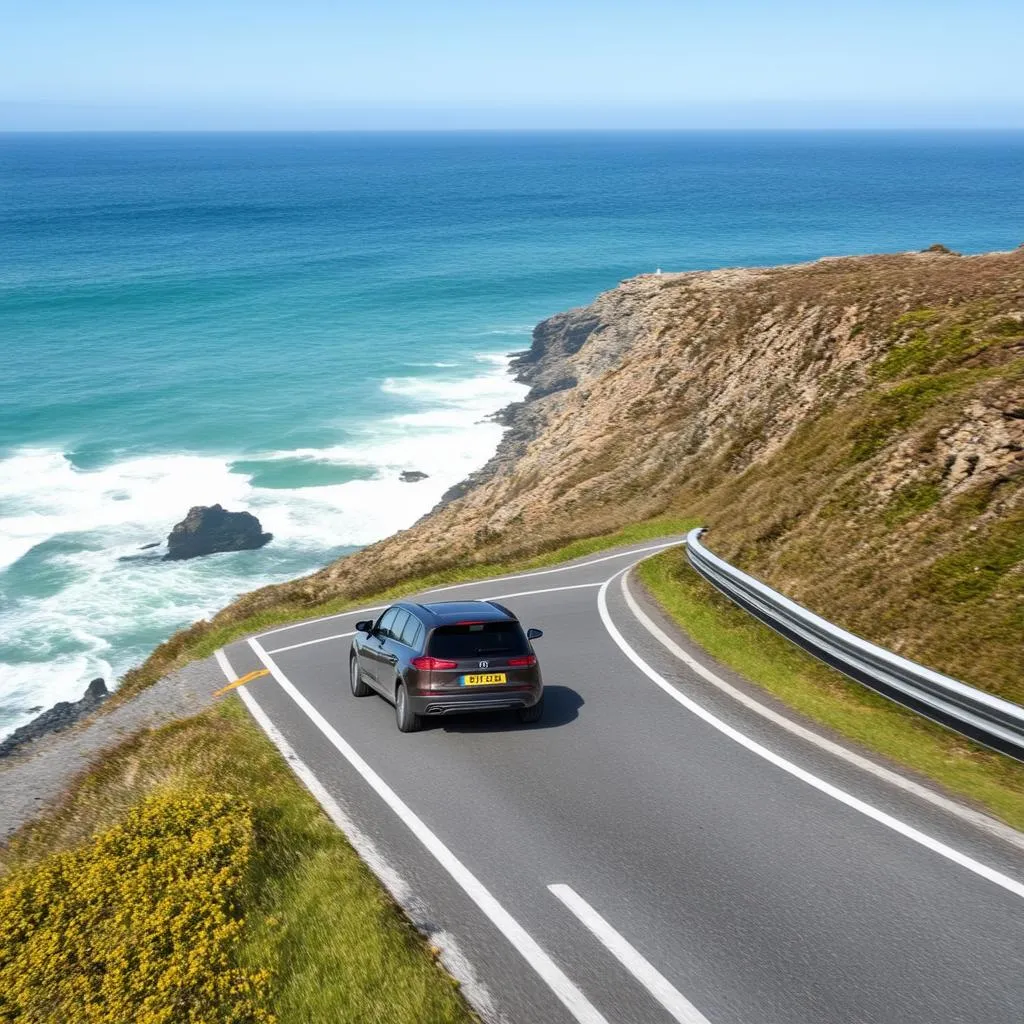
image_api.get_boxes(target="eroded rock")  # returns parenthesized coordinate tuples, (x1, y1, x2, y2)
(0, 679, 109, 758)
(165, 504, 272, 561)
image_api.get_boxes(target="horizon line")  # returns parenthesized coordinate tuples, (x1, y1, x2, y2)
(4, 126, 1024, 134)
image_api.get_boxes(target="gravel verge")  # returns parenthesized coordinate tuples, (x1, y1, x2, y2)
(0, 659, 222, 843)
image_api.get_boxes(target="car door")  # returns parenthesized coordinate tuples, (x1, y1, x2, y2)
(380, 609, 411, 700)
(363, 607, 399, 690)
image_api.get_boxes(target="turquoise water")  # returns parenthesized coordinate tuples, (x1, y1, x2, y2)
(2, 130, 1023, 735)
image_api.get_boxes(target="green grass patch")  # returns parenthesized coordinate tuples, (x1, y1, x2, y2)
(876, 324, 976, 379)
(114, 516, 698, 706)
(883, 480, 942, 526)
(848, 372, 970, 463)
(926, 513, 1024, 603)
(985, 316, 1024, 338)
(636, 549, 1024, 830)
(890, 308, 940, 331)
(878, 307, 1024, 381)
(1, 701, 477, 1024)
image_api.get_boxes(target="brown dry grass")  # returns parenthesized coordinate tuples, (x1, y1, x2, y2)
(124, 248, 1024, 705)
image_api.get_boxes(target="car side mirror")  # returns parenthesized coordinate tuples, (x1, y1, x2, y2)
(355, 620, 374, 634)
(526, 628, 543, 640)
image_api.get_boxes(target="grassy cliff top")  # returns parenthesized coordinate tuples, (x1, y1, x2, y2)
(128, 246, 1024, 703)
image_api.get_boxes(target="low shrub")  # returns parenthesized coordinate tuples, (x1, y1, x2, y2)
(0, 792, 272, 1024)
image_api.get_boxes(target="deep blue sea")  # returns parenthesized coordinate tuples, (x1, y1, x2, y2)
(2, 130, 1023, 736)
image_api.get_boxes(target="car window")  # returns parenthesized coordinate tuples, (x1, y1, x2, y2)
(376, 607, 399, 637)
(410, 621, 425, 651)
(428, 621, 529, 658)
(389, 609, 411, 643)
(398, 613, 421, 648)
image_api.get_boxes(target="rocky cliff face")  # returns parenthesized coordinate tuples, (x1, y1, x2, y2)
(183, 246, 1023, 701)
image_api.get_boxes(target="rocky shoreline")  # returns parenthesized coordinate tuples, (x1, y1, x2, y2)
(439, 301, 608, 505)
(9, 246, 1022, 847)
(59, 245, 1024, 715)
(0, 678, 109, 759)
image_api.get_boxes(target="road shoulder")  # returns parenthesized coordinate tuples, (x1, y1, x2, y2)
(628, 547, 1024, 844)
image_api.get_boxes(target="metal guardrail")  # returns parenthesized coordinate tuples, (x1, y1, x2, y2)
(684, 527, 1024, 761)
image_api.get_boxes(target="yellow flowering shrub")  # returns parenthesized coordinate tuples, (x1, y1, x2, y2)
(0, 792, 273, 1024)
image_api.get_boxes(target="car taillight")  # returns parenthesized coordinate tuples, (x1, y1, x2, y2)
(507, 655, 537, 667)
(411, 656, 458, 670)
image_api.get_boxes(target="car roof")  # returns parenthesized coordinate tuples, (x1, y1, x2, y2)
(395, 600, 517, 626)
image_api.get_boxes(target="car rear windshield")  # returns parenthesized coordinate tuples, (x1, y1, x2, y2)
(428, 621, 529, 659)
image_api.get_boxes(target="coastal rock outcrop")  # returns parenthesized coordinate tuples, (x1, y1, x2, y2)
(0, 678, 109, 758)
(143, 246, 1024, 705)
(164, 504, 272, 561)
(400, 470, 429, 482)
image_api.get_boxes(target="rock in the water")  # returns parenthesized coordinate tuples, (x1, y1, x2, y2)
(139, 541, 161, 551)
(164, 504, 272, 561)
(0, 679, 110, 758)
(400, 470, 430, 483)
(85, 677, 108, 699)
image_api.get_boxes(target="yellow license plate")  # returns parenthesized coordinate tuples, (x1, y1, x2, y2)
(462, 673, 507, 686)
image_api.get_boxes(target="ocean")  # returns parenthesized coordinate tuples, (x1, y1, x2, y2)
(2, 130, 1023, 737)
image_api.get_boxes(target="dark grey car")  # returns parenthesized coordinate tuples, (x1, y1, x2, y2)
(349, 600, 544, 733)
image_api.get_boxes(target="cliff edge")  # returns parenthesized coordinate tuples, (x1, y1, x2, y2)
(134, 246, 1024, 703)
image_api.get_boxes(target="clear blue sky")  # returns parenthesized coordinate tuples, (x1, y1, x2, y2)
(2, 0, 1022, 129)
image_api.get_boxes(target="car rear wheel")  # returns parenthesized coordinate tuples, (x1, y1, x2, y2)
(395, 683, 421, 733)
(518, 694, 545, 724)
(350, 654, 372, 697)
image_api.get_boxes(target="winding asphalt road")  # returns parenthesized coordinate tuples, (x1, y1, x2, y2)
(215, 538, 1024, 1024)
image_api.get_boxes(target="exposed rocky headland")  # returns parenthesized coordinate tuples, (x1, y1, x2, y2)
(132, 246, 1023, 704)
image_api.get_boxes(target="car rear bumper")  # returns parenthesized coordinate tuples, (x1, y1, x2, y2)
(408, 686, 542, 716)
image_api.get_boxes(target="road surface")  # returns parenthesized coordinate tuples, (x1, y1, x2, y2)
(216, 538, 1024, 1024)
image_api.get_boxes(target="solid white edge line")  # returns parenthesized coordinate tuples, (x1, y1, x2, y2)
(486, 581, 603, 600)
(259, 582, 604, 652)
(423, 540, 684, 593)
(621, 569, 1024, 854)
(244, 636, 611, 1024)
(597, 569, 1024, 900)
(255, 602, 389, 639)
(254, 540, 683, 641)
(214, 650, 404, 894)
(212, 648, 503, 1022)
(549, 884, 712, 1024)
(266, 630, 356, 655)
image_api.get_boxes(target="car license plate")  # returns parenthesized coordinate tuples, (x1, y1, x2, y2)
(461, 672, 507, 686)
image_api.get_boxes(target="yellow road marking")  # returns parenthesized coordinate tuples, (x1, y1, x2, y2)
(214, 668, 270, 697)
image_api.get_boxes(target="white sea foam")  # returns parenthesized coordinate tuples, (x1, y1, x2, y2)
(0, 354, 528, 739)
(480, 325, 534, 336)
(0, 449, 253, 573)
